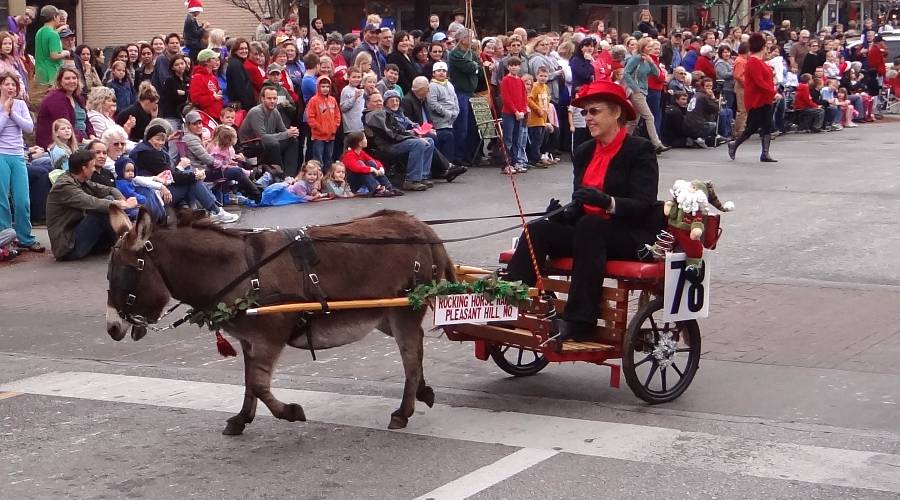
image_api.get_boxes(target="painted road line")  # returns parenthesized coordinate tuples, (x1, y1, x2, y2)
(3, 371, 900, 494)
(413, 448, 559, 500)
(0, 391, 18, 400)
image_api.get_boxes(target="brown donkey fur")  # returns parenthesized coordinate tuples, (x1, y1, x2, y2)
(106, 208, 455, 435)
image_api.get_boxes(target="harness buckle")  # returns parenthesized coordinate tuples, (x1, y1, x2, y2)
(413, 261, 421, 273)
(136, 258, 145, 271)
(250, 278, 260, 291)
(309, 273, 319, 284)
(144, 241, 154, 252)
(126, 294, 136, 306)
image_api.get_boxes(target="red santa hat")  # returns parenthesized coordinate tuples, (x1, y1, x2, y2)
(186, 0, 203, 13)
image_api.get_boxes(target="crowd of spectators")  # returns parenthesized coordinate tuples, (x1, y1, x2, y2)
(0, 1, 897, 260)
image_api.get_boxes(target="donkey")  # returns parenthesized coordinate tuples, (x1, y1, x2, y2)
(105, 207, 456, 435)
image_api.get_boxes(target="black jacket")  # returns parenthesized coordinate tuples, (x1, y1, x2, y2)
(662, 105, 688, 147)
(386, 51, 419, 95)
(226, 57, 256, 111)
(400, 93, 429, 125)
(572, 134, 661, 243)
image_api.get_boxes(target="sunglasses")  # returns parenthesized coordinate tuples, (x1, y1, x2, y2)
(112, 141, 126, 147)
(580, 106, 606, 117)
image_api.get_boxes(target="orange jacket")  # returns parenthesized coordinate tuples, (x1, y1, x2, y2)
(306, 76, 341, 140)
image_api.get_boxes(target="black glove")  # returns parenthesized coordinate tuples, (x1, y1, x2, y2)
(545, 198, 562, 214)
(573, 187, 612, 209)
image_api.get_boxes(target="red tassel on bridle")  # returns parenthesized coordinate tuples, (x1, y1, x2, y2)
(215, 331, 237, 357)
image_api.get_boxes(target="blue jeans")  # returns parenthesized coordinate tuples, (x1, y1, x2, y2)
(718, 107, 734, 138)
(0, 153, 36, 246)
(27, 157, 52, 222)
(434, 128, 455, 164)
(62, 212, 116, 261)
(527, 126, 546, 163)
(169, 179, 218, 211)
(500, 114, 526, 165)
(773, 96, 787, 132)
(311, 140, 334, 173)
(387, 137, 433, 182)
(347, 171, 393, 193)
(452, 91, 472, 163)
(647, 89, 663, 136)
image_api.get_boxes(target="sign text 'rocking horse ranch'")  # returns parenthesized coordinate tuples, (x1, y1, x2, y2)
(434, 294, 519, 325)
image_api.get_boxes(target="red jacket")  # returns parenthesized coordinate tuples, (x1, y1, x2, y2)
(743, 56, 776, 110)
(244, 58, 267, 98)
(500, 74, 527, 115)
(647, 54, 666, 91)
(341, 148, 382, 175)
(695, 55, 716, 79)
(868, 44, 887, 76)
(188, 65, 223, 118)
(306, 76, 341, 140)
(793, 83, 819, 110)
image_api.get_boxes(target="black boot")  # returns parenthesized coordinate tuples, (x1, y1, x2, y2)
(236, 175, 263, 203)
(727, 132, 749, 160)
(759, 134, 778, 163)
(549, 318, 596, 342)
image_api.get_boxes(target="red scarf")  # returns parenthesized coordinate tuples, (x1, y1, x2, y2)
(581, 127, 627, 217)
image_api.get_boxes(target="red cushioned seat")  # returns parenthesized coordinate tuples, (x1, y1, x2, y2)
(498, 250, 664, 281)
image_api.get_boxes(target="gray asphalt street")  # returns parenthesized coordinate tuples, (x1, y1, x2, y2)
(2, 120, 899, 499)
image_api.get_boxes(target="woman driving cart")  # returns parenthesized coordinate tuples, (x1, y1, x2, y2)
(505, 80, 662, 342)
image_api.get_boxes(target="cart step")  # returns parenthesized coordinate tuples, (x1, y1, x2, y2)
(559, 341, 617, 352)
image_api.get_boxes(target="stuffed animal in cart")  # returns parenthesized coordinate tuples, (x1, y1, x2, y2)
(642, 179, 734, 280)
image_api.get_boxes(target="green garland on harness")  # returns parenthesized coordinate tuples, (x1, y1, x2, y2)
(187, 291, 260, 332)
(407, 274, 531, 310)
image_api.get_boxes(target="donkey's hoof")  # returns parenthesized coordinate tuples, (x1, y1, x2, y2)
(388, 414, 408, 430)
(283, 403, 307, 422)
(222, 419, 246, 436)
(416, 386, 435, 408)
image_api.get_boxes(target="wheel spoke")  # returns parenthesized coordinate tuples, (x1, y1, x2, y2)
(644, 361, 658, 388)
(516, 349, 524, 366)
(660, 367, 667, 392)
(675, 348, 692, 353)
(648, 314, 660, 336)
(501, 345, 511, 354)
(672, 362, 684, 378)
(634, 353, 653, 368)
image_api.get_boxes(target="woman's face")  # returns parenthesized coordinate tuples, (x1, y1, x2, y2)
(536, 39, 550, 55)
(733, 29, 742, 39)
(483, 41, 495, 57)
(430, 16, 439, 29)
(140, 48, 153, 64)
(251, 50, 266, 65)
(583, 100, 620, 138)
(90, 143, 108, 166)
(103, 97, 117, 116)
(148, 133, 166, 150)
(508, 41, 522, 55)
(140, 99, 158, 116)
(649, 42, 661, 56)
(80, 47, 91, 62)
(319, 58, 333, 75)
(360, 60, 371, 72)
(640, 11, 650, 22)
(60, 71, 78, 93)
(429, 45, 443, 61)
(627, 39, 637, 52)
(398, 36, 410, 54)
(703, 81, 713, 94)
(173, 58, 186, 75)
(152, 38, 165, 54)
(208, 57, 220, 72)
(809, 42, 819, 53)
(311, 39, 324, 55)
(720, 48, 731, 59)
(1, 77, 17, 97)
(127, 45, 139, 62)
(0, 37, 13, 55)
(415, 48, 428, 63)
(581, 44, 594, 57)
(327, 43, 341, 57)
(106, 137, 125, 158)
(313, 18, 323, 30)
(116, 51, 128, 62)
(236, 43, 249, 59)
(274, 52, 288, 65)
(285, 44, 297, 60)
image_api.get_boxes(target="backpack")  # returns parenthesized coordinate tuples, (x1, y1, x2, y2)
(0, 228, 18, 261)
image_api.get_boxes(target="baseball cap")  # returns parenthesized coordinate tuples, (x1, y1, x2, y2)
(364, 23, 380, 33)
(197, 48, 218, 63)
(266, 63, 282, 74)
(433, 61, 448, 72)
(383, 89, 401, 101)
(184, 111, 202, 124)
(432, 32, 447, 42)
(59, 27, 75, 38)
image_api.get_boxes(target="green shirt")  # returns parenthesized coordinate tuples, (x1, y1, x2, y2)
(35, 25, 63, 85)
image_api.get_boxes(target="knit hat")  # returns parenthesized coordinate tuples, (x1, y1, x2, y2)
(114, 157, 134, 179)
(383, 89, 401, 102)
(698, 181, 735, 212)
(145, 124, 168, 141)
(186, 0, 203, 13)
(197, 48, 218, 63)
(433, 61, 448, 72)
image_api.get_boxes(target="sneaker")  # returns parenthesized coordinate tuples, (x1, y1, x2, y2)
(832, 124, 843, 131)
(401, 180, 429, 191)
(421, 179, 434, 188)
(655, 145, 671, 154)
(209, 209, 240, 224)
(514, 165, 529, 173)
(694, 138, 709, 149)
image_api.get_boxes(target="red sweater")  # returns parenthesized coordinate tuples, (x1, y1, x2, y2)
(647, 54, 666, 91)
(244, 58, 267, 97)
(188, 65, 223, 118)
(868, 44, 887, 76)
(793, 83, 819, 110)
(500, 74, 528, 115)
(695, 55, 716, 79)
(743, 56, 776, 110)
(341, 148, 382, 175)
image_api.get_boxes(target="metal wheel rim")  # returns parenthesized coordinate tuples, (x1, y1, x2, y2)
(628, 312, 697, 397)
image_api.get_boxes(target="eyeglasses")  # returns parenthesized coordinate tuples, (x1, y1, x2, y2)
(580, 106, 606, 117)
(112, 142, 126, 147)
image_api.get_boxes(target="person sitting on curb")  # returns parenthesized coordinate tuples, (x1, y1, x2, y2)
(238, 86, 301, 177)
(46, 149, 137, 260)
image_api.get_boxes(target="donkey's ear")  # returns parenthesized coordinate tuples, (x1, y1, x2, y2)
(128, 208, 155, 250)
(109, 205, 132, 237)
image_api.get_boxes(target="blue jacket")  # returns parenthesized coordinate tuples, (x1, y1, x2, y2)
(570, 54, 594, 95)
(115, 179, 147, 204)
(107, 78, 136, 112)
(682, 50, 699, 73)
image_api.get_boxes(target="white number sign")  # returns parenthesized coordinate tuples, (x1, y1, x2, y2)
(663, 252, 711, 322)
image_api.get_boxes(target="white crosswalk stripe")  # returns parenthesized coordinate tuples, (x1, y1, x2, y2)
(3, 371, 899, 496)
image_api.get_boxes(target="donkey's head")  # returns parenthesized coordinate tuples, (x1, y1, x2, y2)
(105, 207, 172, 342)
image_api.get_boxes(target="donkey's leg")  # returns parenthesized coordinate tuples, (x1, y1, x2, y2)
(415, 341, 435, 408)
(388, 311, 426, 429)
(247, 339, 307, 424)
(223, 339, 259, 436)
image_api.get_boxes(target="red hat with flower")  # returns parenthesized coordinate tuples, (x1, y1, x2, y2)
(572, 80, 636, 121)
(186, 0, 203, 13)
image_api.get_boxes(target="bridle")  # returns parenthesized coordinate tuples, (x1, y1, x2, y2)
(107, 233, 176, 336)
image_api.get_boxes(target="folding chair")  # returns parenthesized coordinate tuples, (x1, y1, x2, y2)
(469, 96, 501, 166)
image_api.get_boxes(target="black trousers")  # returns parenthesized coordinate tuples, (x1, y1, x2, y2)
(741, 104, 775, 137)
(505, 215, 642, 325)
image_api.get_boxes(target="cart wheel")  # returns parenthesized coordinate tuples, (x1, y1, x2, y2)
(622, 297, 701, 404)
(490, 345, 549, 377)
